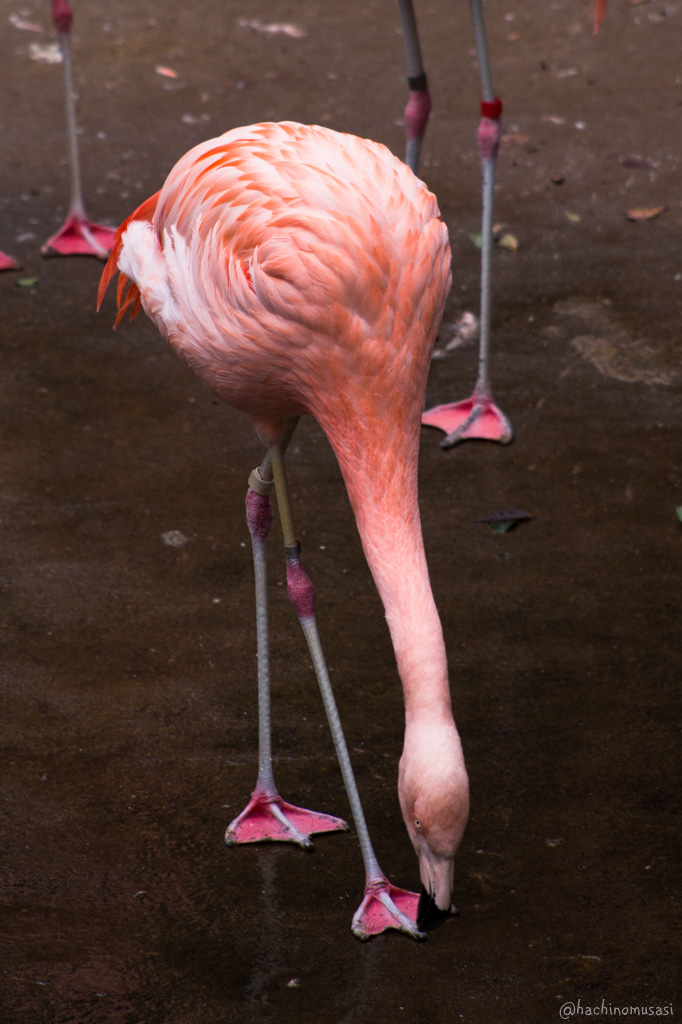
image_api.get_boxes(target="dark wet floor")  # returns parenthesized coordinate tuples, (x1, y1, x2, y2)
(1, 1, 680, 1021)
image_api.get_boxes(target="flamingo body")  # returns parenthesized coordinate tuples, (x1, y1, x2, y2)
(99, 122, 469, 936)
(102, 123, 447, 445)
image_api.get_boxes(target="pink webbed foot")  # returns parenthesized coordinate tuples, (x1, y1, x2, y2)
(351, 877, 424, 941)
(0, 250, 20, 272)
(41, 211, 117, 259)
(422, 393, 513, 449)
(225, 787, 348, 850)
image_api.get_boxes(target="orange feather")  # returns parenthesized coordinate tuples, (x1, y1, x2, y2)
(97, 190, 161, 319)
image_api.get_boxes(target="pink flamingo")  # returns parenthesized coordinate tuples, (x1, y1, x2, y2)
(98, 122, 469, 940)
(398, 0, 606, 447)
(41, 0, 116, 258)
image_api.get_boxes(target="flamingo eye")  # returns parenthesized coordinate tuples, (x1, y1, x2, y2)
(414, 817, 422, 831)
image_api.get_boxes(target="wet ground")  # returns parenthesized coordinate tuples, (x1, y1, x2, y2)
(1, 0, 680, 1021)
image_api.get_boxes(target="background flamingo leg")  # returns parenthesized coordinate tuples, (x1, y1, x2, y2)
(397, 0, 432, 175)
(269, 439, 424, 940)
(226, 446, 348, 849)
(421, 0, 513, 448)
(41, 1, 116, 259)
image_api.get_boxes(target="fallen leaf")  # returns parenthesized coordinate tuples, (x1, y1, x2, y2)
(28, 42, 61, 63)
(237, 18, 306, 38)
(502, 132, 531, 145)
(162, 530, 189, 547)
(626, 206, 666, 222)
(18, 277, 39, 287)
(620, 156, 656, 170)
(497, 232, 519, 252)
(469, 232, 483, 249)
(155, 65, 178, 78)
(456, 311, 479, 338)
(9, 13, 43, 31)
(675, 506, 682, 523)
(565, 211, 582, 223)
(181, 113, 211, 125)
(475, 509, 534, 534)
(444, 311, 480, 350)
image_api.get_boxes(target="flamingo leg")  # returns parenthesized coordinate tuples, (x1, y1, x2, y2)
(226, 434, 348, 849)
(397, 0, 431, 175)
(421, 0, 513, 448)
(41, 1, 116, 259)
(268, 434, 424, 940)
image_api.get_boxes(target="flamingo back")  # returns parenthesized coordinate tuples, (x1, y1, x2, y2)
(99, 122, 451, 446)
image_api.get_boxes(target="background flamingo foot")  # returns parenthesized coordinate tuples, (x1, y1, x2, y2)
(0, 250, 20, 272)
(351, 878, 424, 940)
(41, 213, 117, 259)
(225, 789, 348, 850)
(422, 394, 513, 448)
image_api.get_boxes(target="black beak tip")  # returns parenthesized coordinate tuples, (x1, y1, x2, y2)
(416, 885, 456, 933)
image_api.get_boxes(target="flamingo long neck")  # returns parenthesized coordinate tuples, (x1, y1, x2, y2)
(330, 426, 453, 729)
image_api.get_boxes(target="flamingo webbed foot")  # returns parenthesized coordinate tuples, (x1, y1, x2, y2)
(0, 250, 20, 272)
(225, 788, 348, 850)
(351, 877, 425, 941)
(41, 212, 116, 259)
(422, 393, 513, 449)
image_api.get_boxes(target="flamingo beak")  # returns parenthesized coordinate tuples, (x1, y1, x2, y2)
(416, 853, 456, 932)
(417, 885, 454, 931)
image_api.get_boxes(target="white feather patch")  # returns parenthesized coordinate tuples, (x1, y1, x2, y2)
(119, 220, 176, 332)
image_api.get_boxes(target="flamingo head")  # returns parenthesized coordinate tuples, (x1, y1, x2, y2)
(398, 719, 470, 932)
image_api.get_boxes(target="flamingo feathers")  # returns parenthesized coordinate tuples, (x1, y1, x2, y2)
(99, 123, 450, 445)
(98, 190, 161, 323)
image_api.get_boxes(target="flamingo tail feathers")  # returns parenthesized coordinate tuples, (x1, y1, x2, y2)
(97, 190, 162, 323)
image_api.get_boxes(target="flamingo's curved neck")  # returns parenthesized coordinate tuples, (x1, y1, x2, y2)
(331, 429, 453, 726)
(364, 513, 453, 727)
